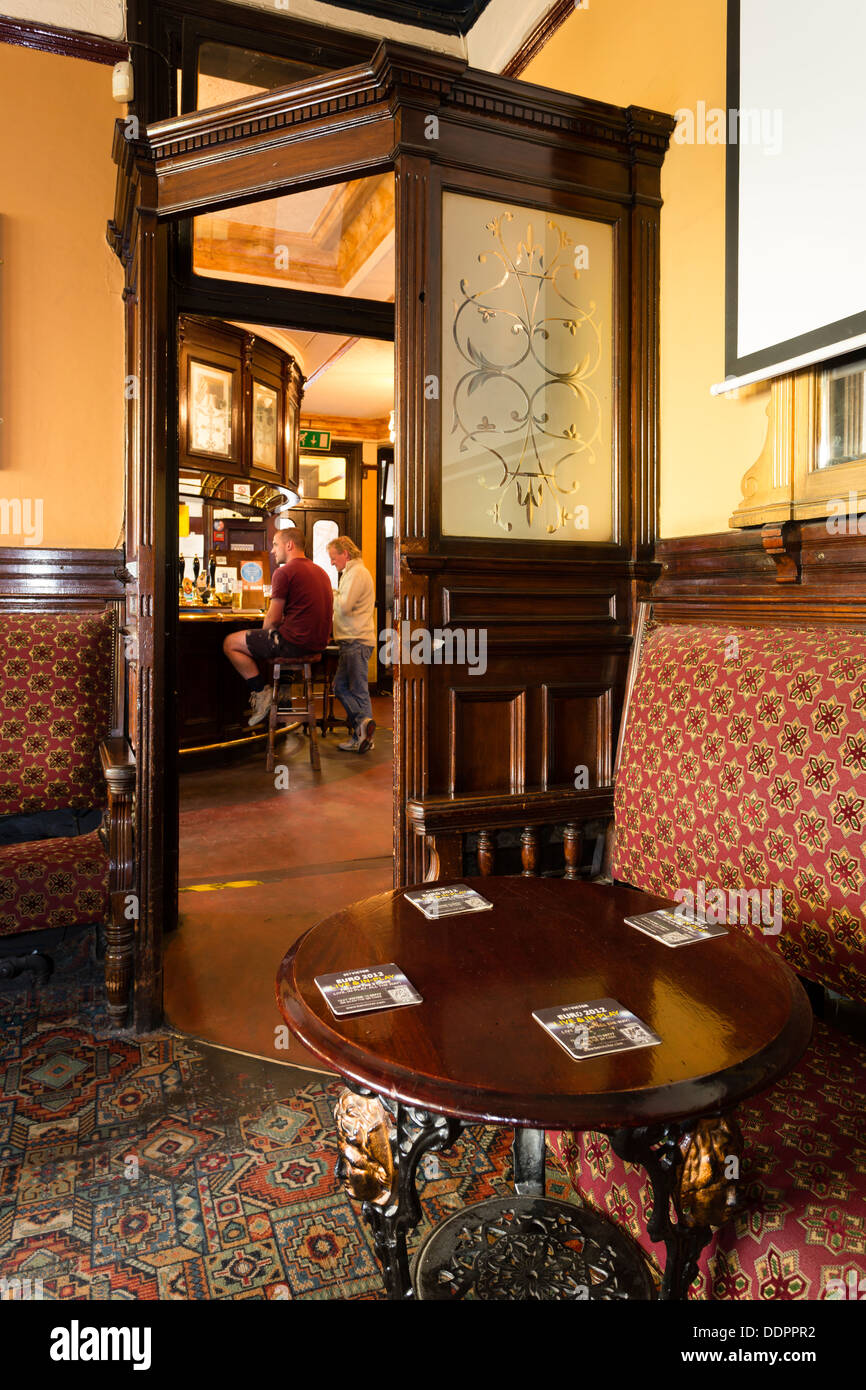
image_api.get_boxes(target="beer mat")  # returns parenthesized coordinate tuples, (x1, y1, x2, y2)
(533, 997, 662, 1061)
(314, 964, 422, 1017)
(404, 884, 493, 919)
(625, 907, 729, 947)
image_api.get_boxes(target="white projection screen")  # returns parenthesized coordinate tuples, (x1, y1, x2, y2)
(726, 0, 866, 385)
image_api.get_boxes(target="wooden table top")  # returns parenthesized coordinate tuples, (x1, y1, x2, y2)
(275, 877, 813, 1130)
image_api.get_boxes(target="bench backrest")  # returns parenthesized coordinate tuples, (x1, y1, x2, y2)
(0, 610, 115, 817)
(611, 618, 866, 1003)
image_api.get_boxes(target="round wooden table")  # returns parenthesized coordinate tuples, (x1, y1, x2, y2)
(275, 877, 812, 1300)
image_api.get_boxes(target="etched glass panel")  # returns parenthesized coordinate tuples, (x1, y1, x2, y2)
(441, 194, 614, 541)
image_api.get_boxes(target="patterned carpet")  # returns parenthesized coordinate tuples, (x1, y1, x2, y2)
(0, 934, 569, 1300)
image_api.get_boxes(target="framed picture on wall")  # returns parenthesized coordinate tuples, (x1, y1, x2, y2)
(189, 360, 234, 458)
(252, 381, 279, 474)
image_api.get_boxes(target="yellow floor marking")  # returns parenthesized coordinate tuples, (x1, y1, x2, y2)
(180, 879, 264, 893)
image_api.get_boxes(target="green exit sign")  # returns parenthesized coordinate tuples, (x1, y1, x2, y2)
(299, 430, 331, 450)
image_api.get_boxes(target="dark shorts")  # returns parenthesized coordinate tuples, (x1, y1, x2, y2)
(245, 628, 317, 664)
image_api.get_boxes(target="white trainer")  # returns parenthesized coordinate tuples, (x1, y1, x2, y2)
(357, 718, 376, 754)
(337, 737, 361, 752)
(248, 687, 273, 727)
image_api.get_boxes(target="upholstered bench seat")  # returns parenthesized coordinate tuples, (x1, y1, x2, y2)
(548, 1019, 866, 1300)
(0, 828, 109, 936)
(0, 610, 135, 1019)
(547, 614, 866, 1299)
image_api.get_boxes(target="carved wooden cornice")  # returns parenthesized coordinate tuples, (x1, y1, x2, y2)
(502, 0, 575, 79)
(140, 40, 675, 171)
(145, 60, 386, 162)
(0, 16, 126, 65)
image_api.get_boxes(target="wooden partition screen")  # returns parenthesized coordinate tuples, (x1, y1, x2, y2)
(109, 39, 673, 1025)
(392, 63, 674, 884)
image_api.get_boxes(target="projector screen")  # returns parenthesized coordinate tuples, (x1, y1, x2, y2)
(725, 0, 866, 387)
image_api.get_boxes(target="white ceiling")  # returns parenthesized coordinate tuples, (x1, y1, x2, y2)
(4, 0, 558, 74)
(235, 323, 393, 419)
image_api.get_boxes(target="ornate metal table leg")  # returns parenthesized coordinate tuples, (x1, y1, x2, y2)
(334, 1087, 462, 1299)
(610, 1115, 743, 1301)
(512, 1128, 545, 1197)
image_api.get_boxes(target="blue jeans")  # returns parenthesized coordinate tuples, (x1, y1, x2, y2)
(334, 640, 373, 735)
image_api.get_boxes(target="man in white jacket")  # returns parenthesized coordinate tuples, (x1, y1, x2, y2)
(328, 536, 377, 753)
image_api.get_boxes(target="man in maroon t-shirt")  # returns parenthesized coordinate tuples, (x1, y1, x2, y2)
(222, 526, 333, 727)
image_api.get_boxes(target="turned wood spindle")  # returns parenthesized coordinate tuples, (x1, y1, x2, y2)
(477, 830, 496, 876)
(563, 823, 581, 880)
(520, 826, 540, 877)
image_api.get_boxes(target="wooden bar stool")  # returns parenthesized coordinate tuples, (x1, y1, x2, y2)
(265, 657, 321, 773)
(317, 644, 342, 735)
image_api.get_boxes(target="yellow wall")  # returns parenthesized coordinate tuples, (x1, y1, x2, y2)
(523, 0, 769, 538)
(0, 43, 124, 550)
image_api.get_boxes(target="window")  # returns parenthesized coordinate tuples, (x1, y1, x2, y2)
(313, 519, 339, 586)
(196, 42, 326, 111)
(818, 359, 866, 470)
(299, 456, 347, 501)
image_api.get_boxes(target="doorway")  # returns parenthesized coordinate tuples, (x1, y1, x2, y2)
(166, 314, 396, 1063)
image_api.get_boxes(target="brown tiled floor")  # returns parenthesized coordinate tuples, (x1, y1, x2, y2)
(165, 695, 394, 1069)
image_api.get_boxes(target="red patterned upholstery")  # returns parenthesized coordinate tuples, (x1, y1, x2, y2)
(611, 623, 866, 1001)
(0, 829, 108, 936)
(548, 1021, 866, 1300)
(0, 611, 114, 817)
(549, 618, 866, 1299)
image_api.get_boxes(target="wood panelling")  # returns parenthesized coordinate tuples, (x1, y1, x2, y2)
(654, 523, 866, 622)
(0, 547, 125, 605)
(301, 414, 391, 442)
(442, 584, 617, 630)
(541, 683, 612, 790)
(448, 686, 526, 795)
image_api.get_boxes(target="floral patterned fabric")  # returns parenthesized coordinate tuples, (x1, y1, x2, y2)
(0, 611, 114, 817)
(611, 623, 866, 1002)
(0, 828, 108, 936)
(548, 1021, 866, 1300)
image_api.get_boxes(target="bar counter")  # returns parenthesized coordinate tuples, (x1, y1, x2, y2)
(178, 607, 265, 760)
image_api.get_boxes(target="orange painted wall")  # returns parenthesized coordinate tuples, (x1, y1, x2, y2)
(0, 43, 124, 550)
(522, 0, 769, 538)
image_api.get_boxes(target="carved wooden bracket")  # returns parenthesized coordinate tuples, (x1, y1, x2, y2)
(761, 522, 801, 583)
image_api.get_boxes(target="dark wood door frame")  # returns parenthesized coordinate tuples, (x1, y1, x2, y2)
(109, 42, 672, 1028)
